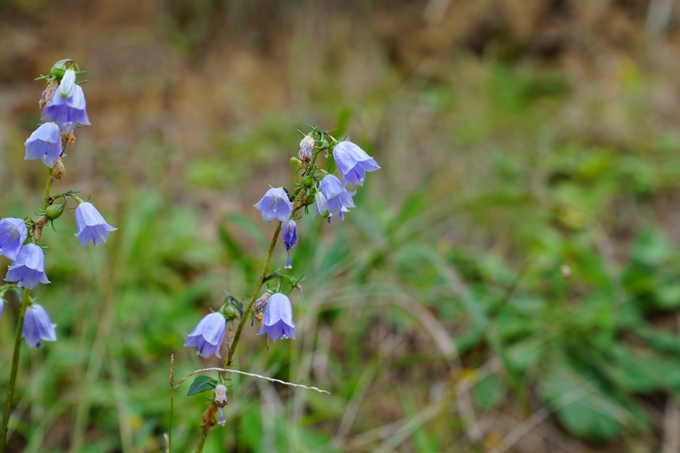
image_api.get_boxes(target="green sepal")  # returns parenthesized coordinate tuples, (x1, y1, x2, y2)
(10, 287, 23, 300)
(49, 59, 73, 80)
(187, 375, 218, 396)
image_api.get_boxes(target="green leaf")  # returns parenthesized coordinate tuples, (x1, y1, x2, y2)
(187, 375, 217, 396)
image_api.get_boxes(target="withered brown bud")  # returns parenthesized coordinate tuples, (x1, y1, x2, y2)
(200, 404, 218, 428)
(39, 80, 58, 110)
(252, 292, 271, 316)
(61, 131, 76, 147)
(254, 312, 264, 325)
(34, 215, 49, 242)
(52, 156, 65, 181)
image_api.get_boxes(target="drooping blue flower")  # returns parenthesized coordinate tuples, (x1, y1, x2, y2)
(74, 202, 117, 246)
(333, 141, 380, 186)
(282, 219, 298, 269)
(24, 122, 62, 168)
(42, 70, 90, 133)
(0, 218, 28, 261)
(315, 175, 356, 221)
(5, 244, 50, 290)
(0, 299, 4, 320)
(254, 187, 294, 223)
(184, 312, 227, 358)
(22, 304, 57, 348)
(257, 293, 295, 342)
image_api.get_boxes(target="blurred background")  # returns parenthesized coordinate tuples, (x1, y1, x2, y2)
(2, 0, 680, 451)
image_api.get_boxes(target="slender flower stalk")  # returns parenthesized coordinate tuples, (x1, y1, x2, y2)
(1, 164, 55, 451)
(0, 288, 29, 452)
(225, 222, 282, 367)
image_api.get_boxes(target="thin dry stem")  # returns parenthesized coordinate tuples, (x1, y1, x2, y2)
(175, 367, 330, 394)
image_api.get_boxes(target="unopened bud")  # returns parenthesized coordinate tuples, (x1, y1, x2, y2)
(45, 203, 65, 220)
(222, 303, 240, 321)
(302, 175, 315, 188)
(52, 156, 65, 180)
(290, 157, 302, 166)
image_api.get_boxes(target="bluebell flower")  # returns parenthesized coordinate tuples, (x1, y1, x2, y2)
(333, 141, 380, 186)
(315, 175, 356, 221)
(184, 312, 227, 358)
(5, 244, 50, 290)
(0, 299, 4, 320)
(24, 122, 62, 168)
(0, 218, 28, 261)
(254, 187, 294, 223)
(74, 202, 117, 246)
(282, 219, 298, 269)
(257, 293, 295, 342)
(42, 69, 90, 133)
(22, 304, 57, 348)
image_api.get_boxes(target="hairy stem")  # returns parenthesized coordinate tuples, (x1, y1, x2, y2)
(0, 288, 31, 452)
(225, 221, 282, 367)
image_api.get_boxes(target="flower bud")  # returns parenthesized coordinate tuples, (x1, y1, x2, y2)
(302, 175, 315, 188)
(222, 303, 240, 321)
(290, 157, 302, 166)
(45, 203, 65, 221)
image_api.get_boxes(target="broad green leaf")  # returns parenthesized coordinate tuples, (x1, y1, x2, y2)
(187, 375, 217, 396)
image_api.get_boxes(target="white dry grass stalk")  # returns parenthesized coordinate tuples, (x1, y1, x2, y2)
(174, 367, 330, 394)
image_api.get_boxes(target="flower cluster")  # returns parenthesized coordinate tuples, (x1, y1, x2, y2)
(181, 127, 379, 437)
(184, 129, 379, 353)
(1, 59, 115, 347)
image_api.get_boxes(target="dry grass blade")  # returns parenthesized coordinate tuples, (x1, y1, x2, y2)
(174, 367, 330, 394)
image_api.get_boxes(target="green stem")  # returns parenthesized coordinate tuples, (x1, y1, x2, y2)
(43, 168, 54, 211)
(1, 165, 55, 451)
(225, 222, 282, 367)
(195, 425, 211, 453)
(0, 288, 31, 452)
(168, 355, 175, 453)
